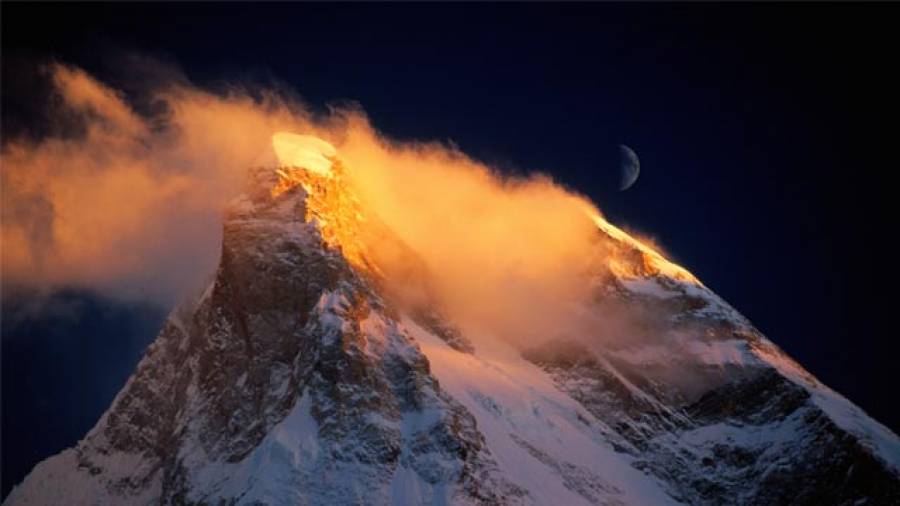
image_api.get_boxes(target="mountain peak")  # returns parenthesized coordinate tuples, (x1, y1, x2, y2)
(6, 149, 900, 504)
(272, 132, 337, 178)
(230, 132, 380, 277)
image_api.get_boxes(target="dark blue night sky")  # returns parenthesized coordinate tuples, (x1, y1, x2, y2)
(2, 3, 898, 498)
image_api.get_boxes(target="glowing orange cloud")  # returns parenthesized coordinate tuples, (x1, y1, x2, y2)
(2, 63, 313, 302)
(3, 61, 687, 352)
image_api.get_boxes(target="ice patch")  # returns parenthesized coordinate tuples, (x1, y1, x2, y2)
(272, 132, 336, 177)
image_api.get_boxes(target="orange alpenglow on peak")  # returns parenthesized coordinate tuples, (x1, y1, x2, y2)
(272, 132, 337, 177)
(269, 131, 375, 272)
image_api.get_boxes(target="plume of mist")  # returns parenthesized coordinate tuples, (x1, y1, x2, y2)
(3, 61, 644, 350)
(2, 63, 314, 303)
(334, 118, 612, 346)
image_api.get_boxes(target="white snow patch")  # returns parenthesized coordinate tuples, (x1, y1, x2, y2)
(4, 448, 161, 506)
(809, 387, 900, 474)
(272, 133, 336, 177)
(620, 278, 679, 299)
(405, 319, 679, 506)
(314, 290, 352, 340)
(183, 393, 321, 505)
(752, 340, 900, 474)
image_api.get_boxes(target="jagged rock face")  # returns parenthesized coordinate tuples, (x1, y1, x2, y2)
(6, 161, 899, 505)
(524, 248, 900, 506)
(6, 166, 518, 505)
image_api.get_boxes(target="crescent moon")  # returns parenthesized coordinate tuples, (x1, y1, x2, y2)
(618, 144, 640, 191)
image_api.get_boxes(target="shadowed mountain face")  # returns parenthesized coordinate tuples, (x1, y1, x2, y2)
(5, 159, 899, 505)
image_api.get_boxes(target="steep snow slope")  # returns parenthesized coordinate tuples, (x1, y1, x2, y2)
(406, 321, 675, 505)
(526, 227, 900, 504)
(6, 145, 899, 505)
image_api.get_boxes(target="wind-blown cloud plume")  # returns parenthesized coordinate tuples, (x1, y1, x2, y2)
(333, 119, 609, 345)
(3, 61, 648, 348)
(2, 63, 314, 302)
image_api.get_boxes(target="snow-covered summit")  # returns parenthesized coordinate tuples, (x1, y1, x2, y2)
(6, 147, 899, 505)
(272, 132, 337, 177)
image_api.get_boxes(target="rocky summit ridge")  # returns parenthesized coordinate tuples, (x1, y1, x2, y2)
(6, 144, 899, 505)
